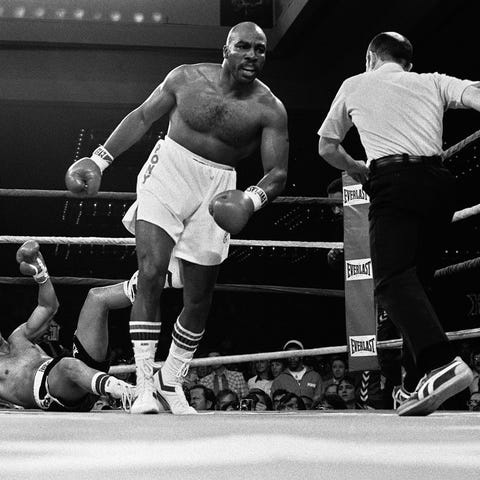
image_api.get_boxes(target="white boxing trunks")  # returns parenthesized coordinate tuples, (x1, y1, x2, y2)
(33, 358, 66, 410)
(122, 136, 236, 266)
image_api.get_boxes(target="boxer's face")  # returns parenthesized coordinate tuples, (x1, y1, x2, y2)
(224, 30, 266, 83)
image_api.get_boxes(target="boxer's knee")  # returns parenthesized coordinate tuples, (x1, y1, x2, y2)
(137, 257, 168, 293)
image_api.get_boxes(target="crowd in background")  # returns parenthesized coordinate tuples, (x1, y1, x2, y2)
(91, 337, 480, 413)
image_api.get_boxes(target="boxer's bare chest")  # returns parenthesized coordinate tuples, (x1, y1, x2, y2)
(176, 85, 262, 147)
(0, 343, 44, 390)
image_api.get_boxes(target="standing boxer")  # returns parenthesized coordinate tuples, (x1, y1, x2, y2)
(318, 32, 480, 415)
(65, 22, 289, 414)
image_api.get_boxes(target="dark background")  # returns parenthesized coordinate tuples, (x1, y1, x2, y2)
(1, 0, 480, 360)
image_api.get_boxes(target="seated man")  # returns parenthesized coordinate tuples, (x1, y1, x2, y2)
(0, 240, 134, 411)
(188, 384, 215, 411)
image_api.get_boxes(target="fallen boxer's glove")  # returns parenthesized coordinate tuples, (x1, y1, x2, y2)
(16, 240, 49, 284)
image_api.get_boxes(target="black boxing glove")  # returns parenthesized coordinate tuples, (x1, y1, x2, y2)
(209, 185, 268, 234)
(16, 240, 49, 284)
(65, 145, 114, 196)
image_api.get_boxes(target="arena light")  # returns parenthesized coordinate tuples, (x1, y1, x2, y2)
(73, 9, 84, 20)
(13, 6, 25, 18)
(0, 1, 169, 25)
(110, 11, 121, 22)
(55, 8, 67, 19)
(133, 12, 144, 23)
(34, 7, 46, 18)
(152, 12, 167, 23)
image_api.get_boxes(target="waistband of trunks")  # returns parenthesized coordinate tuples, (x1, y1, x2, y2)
(33, 357, 65, 409)
(164, 136, 235, 171)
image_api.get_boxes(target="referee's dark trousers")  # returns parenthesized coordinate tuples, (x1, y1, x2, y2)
(366, 154, 456, 385)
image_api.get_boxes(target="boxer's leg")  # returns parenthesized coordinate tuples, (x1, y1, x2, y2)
(130, 220, 174, 414)
(74, 283, 131, 365)
(156, 260, 219, 414)
(48, 357, 134, 408)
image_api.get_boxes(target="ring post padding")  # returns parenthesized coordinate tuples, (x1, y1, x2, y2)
(342, 173, 379, 372)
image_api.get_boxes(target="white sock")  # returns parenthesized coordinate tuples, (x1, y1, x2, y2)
(162, 319, 204, 384)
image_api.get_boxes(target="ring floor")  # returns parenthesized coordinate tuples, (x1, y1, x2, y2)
(1, 409, 479, 480)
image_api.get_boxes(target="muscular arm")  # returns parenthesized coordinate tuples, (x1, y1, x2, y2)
(256, 98, 289, 200)
(318, 136, 369, 184)
(102, 66, 182, 158)
(15, 279, 59, 343)
(461, 84, 480, 112)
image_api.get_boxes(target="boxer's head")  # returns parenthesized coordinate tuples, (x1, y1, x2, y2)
(366, 32, 413, 72)
(223, 22, 267, 84)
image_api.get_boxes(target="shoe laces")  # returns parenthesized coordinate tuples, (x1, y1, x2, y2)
(176, 361, 191, 380)
(115, 381, 134, 412)
(136, 359, 155, 395)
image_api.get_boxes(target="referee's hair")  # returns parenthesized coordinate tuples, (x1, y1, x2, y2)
(368, 32, 413, 68)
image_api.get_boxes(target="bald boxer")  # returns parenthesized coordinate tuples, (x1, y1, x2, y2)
(65, 22, 289, 414)
(0, 241, 134, 411)
(318, 32, 480, 416)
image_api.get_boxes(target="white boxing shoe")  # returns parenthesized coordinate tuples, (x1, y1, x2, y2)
(154, 369, 197, 415)
(130, 359, 160, 414)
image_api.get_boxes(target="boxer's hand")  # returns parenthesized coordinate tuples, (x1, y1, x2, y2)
(16, 240, 50, 283)
(65, 157, 102, 196)
(209, 189, 254, 234)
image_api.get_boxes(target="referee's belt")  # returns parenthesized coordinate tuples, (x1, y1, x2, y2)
(370, 154, 442, 172)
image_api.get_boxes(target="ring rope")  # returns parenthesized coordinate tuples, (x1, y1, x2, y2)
(2, 188, 480, 222)
(442, 128, 480, 161)
(0, 189, 341, 205)
(1, 188, 478, 223)
(434, 256, 480, 279)
(0, 276, 345, 297)
(0, 236, 342, 249)
(108, 326, 480, 374)
(451, 203, 480, 223)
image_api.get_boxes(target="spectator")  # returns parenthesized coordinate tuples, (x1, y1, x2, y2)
(215, 389, 239, 411)
(200, 351, 249, 398)
(271, 388, 289, 410)
(325, 178, 345, 276)
(245, 388, 273, 411)
(312, 384, 346, 410)
(271, 340, 323, 401)
(322, 356, 347, 392)
(247, 359, 273, 396)
(182, 366, 200, 390)
(301, 395, 313, 410)
(196, 364, 211, 380)
(270, 359, 285, 379)
(469, 350, 480, 393)
(326, 177, 344, 219)
(277, 392, 306, 411)
(338, 376, 372, 410)
(467, 391, 480, 412)
(188, 384, 215, 411)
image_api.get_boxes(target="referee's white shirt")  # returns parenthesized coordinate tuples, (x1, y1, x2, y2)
(318, 62, 476, 166)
